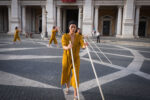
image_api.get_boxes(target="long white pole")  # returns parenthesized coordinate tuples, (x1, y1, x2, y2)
(90, 38, 112, 64)
(69, 41, 80, 100)
(84, 39, 105, 100)
(87, 38, 103, 63)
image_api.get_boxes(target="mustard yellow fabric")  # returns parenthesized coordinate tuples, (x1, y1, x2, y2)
(13, 29, 20, 42)
(61, 33, 84, 88)
(49, 29, 57, 44)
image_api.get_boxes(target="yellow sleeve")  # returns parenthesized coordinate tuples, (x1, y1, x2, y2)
(79, 35, 84, 48)
(52, 29, 55, 32)
(62, 34, 67, 47)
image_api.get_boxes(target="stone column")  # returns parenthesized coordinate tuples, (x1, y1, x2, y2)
(22, 6, 26, 35)
(46, 0, 55, 36)
(53, 1, 56, 26)
(63, 9, 66, 33)
(42, 6, 46, 38)
(8, 6, 11, 33)
(122, 0, 135, 38)
(116, 6, 122, 37)
(18, 1, 21, 30)
(10, 0, 19, 34)
(135, 6, 140, 38)
(94, 6, 99, 32)
(57, 6, 62, 35)
(82, 0, 93, 36)
(78, 6, 82, 28)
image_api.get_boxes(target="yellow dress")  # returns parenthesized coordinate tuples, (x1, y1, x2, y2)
(61, 33, 84, 88)
(49, 29, 57, 44)
(13, 29, 20, 42)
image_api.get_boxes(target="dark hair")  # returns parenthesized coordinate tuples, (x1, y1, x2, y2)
(77, 28, 81, 30)
(15, 26, 18, 30)
(77, 28, 82, 35)
(77, 28, 80, 32)
(53, 26, 56, 29)
(68, 20, 77, 27)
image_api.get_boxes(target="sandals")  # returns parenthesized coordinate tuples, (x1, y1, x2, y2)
(74, 96, 78, 100)
(65, 88, 69, 95)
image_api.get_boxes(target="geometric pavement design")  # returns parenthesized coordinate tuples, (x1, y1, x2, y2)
(0, 37, 150, 100)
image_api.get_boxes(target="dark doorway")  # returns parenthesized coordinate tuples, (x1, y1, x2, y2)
(39, 16, 42, 33)
(103, 21, 110, 36)
(138, 21, 146, 37)
(0, 6, 8, 33)
(66, 9, 78, 33)
(26, 6, 42, 34)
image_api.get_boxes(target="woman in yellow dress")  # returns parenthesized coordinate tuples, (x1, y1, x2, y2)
(13, 26, 21, 43)
(77, 28, 82, 36)
(77, 28, 87, 39)
(61, 21, 87, 100)
(48, 26, 58, 47)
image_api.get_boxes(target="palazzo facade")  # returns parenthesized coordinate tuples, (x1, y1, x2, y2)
(0, 0, 150, 38)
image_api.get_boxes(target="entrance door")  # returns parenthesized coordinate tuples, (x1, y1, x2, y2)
(0, 6, 8, 33)
(138, 21, 146, 37)
(66, 9, 78, 33)
(26, 6, 42, 34)
(103, 20, 110, 36)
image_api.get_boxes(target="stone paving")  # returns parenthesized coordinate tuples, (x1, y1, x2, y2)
(0, 34, 150, 100)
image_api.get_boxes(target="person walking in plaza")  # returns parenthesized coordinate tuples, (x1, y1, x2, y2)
(96, 31, 100, 43)
(77, 28, 88, 39)
(61, 21, 87, 100)
(48, 26, 58, 47)
(13, 26, 21, 44)
(77, 28, 82, 36)
(92, 28, 96, 37)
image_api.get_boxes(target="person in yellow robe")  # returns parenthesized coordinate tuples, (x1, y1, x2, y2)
(76, 28, 84, 51)
(13, 26, 21, 43)
(77, 28, 82, 36)
(77, 28, 87, 39)
(61, 21, 87, 100)
(48, 26, 58, 47)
